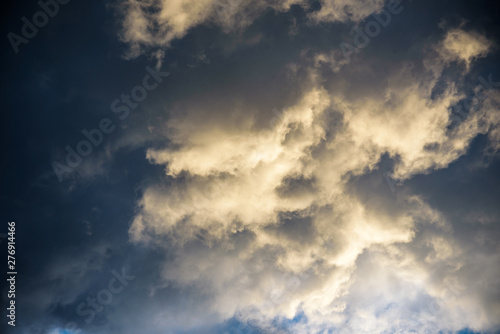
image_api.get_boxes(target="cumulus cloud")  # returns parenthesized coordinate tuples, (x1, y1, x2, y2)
(122, 24, 500, 333)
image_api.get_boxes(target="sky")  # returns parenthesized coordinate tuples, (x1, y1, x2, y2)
(1, 0, 500, 333)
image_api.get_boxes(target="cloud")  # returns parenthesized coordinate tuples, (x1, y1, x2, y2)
(438, 28, 493, 68)
(116, 0, 396, 59)
(120, 25, 500, 333)
(310, 0, 386, 23)
(117, 0, 295, 58)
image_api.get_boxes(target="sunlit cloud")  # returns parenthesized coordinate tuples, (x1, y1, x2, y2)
(125, 26, 500, 332)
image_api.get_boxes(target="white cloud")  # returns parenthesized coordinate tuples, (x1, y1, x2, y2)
(125, 27, 500, 333)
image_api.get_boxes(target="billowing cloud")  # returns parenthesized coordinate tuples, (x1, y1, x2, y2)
(124, 26, 500, 333)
